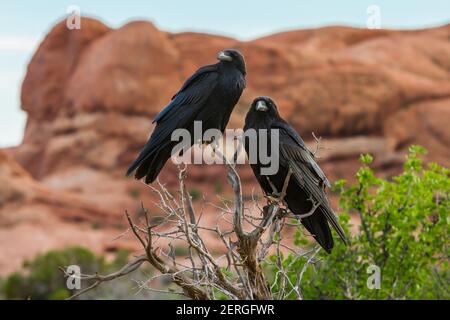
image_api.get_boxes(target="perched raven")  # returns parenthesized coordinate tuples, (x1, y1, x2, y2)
(127, 49, 246, 183)
(244, 96, 347, 253)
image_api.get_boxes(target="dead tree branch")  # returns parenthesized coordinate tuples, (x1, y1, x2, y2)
(67, 149, 320, 300)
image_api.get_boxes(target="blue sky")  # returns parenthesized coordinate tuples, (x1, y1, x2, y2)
(1, 0, 449, 147)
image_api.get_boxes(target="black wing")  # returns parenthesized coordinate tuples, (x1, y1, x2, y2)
(274, 121, 330, 188)
(126, 64, 219, 176)
(153, 64, 219, 124)
(274, 121, 347, 243)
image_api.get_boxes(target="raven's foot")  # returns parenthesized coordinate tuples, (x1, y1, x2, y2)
(262, 204, 288, 219)
(203, 137, 219, 157)
(210, 143, 217, 158)
(265, 193, 284, 205)
(264, 168, 292, 205)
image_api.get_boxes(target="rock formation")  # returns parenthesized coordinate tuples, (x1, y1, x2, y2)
(1, 17, 449, 273)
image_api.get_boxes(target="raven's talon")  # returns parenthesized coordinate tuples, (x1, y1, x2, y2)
(262, 204, 271, 218)
(203, 138, 218, 158)
(262, 204, 288, 219)
(278, 208, 289, 218)
(210, 145, 216, 158)
(265, 194, 284, 204)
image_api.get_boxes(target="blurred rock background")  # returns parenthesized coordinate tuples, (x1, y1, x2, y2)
(0, 17, 449, 274)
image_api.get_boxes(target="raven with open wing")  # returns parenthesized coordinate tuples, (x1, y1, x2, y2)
(127, 49, 246, 183)
(244, 96, 347, 253)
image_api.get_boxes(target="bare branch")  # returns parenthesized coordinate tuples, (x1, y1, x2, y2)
(70, 146, 317, 300)
(61, 255, 148, 300)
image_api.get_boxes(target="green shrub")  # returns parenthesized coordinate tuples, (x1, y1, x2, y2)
(214, 181, 224, 194)
(189, 188, 201, 201)
(2, 145, 447, 300)
(267, 146, 449, 299)
(1, 247, 133, 300)
(129, 187, 141, 199)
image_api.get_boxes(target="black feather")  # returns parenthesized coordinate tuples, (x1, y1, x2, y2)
(244, 96, 347, 253)
(127, 50, 246, 183)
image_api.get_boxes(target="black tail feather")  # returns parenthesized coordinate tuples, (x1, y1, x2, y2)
(298, 208, 334, 254)
(321, 203, 349, 246)
(126, 142, 173, 184)
(126, 139, 173, 183)
(126, 143, 156, 177)
(143, 147, 172, 184)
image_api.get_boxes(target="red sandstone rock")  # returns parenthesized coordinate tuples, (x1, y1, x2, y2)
(2, 18, 450, 273)
(0, 150, 140, 274)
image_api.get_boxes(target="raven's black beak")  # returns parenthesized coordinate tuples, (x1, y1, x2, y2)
(217, 51, 233, 62)
(255, 100, 269, 112)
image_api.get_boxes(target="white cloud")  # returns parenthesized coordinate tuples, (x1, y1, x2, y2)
(0, 36, 40, 52)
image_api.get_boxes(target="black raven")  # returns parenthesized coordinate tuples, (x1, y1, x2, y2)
(127, 49, 246, 183)
(244, 96, 347, 253)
